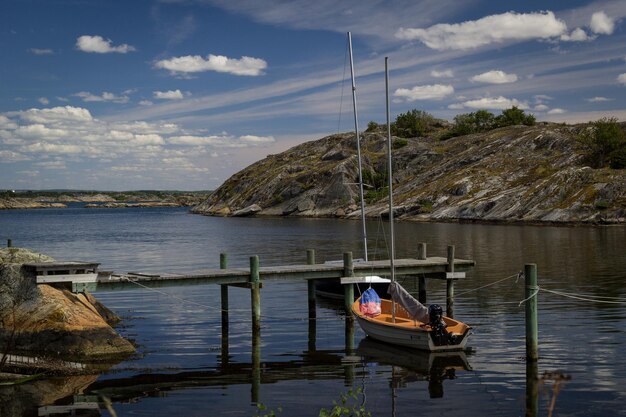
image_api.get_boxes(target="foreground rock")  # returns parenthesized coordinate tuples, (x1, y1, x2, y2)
(0, 248, 135, 369)
(192, 123, 626, 224)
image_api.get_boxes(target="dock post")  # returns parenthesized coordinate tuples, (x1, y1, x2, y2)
(526, 359, 539, 417)
(343, 252, 355, 353)
(306, 249, 316, 352)
(417, 242, 427, 260)
(220, 253, 229, 364)
(525, 263, 538, 361)
(343, 252, 354, 314)
(417, 243, 427, 304)
(251, 322, 261, 404)
(250, 256, 261, 333)
(446, 245, 455, 319)
(7, 239, 12, 248)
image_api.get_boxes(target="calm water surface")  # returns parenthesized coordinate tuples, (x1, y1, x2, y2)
(1, 206, 625, 417)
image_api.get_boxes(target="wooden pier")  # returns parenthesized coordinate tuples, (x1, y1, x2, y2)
(92, 244, 473, 320)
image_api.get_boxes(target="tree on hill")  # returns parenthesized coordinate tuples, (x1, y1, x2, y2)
(577, 117, 626, 169)
(494, 106, 536, 128)
(391, 109, 435, 138)
(443, 106, 536, 139)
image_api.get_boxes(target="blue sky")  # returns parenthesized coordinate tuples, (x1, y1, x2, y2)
(1, 0, 625, 190)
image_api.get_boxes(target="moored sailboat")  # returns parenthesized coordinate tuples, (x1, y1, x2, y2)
(351, 57, 471, 352)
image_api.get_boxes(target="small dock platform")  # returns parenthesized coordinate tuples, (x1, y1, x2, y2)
(96, 256, 474, 290)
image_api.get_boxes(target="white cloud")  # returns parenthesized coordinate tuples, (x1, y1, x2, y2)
(395, 11, 567, 50)
(18, 106, 93, 124)
(393, 84, 454, 101)
(560, 28, 594, 42)
(470, 70, 518, 84)
(155, 54, 267, 76)
(534, 95, 553, 102)
(76, 35, 136, 54)
(29, 48, 54, 55)
(0, 150, 30, 162)
(169, 134, 274, 147)
(240, 135, 275, 144)
(590, 11, 615, 35)
(154, 90, 185, 100)
(586, 97, 612, 102)
(38, 97, 50, 105)
(74, 91, 130, 103)
(431, 69, 454, 78)
(139, 100, 154, 106)
(618, 73, 626, 86)
(547, 108, 566, 114)
(534, 104, 549, 111)
(451, 96, 529, 110)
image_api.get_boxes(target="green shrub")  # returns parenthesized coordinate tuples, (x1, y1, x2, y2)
(391, 109, 435, 138)
(577, 117, 626, 169)
(365, 121, 379, 132)
(494, 106, 535, 127)
(392, 138, 408, 149)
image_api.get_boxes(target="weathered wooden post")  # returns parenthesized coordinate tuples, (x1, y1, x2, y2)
(446, 245, 455, 318)
(7, 239, 12, 248)
(343, 252, 354, 314)
(343, 251, 355, 354)
(525, 263, 539, 361)
(417, 242, 427, 260)
(251, 319, 261, 404)
(250, 255, 261, 333)
(417, 242, 427, 303)
(526, 359, 539, 417)
(306, 249, 316, 352)
(220, 253, 229, 364)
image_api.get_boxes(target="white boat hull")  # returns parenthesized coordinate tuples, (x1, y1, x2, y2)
(352, 299, 470, 352)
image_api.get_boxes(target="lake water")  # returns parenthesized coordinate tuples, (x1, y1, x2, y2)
(1, 206, 625, 417)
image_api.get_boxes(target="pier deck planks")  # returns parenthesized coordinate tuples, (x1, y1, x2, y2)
(95, 257, 474, 291)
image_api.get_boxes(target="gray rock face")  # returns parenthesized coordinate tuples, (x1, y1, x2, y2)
(192, 125, 626, 224)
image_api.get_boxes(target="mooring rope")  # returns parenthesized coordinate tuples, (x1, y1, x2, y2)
(120, 276, 342, 323)
(455, 272, 522, 298)
(538, 287, 626, 305)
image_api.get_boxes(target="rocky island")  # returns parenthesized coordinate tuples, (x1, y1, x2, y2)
(0, 191, 210, 210)
(192, 119, 625, 225)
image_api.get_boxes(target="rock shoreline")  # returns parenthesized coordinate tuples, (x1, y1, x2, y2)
(192, 124, 626, 225)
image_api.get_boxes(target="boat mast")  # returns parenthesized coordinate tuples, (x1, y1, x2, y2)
(348, 32, 368, 262)
(385, 57, 395, 283)
(385, 57, 396, 323)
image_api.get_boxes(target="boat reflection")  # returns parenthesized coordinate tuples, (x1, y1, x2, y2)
(356, 337, 472, 398)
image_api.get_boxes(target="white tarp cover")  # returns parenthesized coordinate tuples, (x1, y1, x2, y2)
(387, 281, 429, 323)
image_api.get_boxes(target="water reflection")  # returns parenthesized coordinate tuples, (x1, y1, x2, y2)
(19, 337, 475, 417)
(356, 337, 472, 399)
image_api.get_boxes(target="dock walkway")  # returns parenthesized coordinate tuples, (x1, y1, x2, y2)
(96, 256, 474, 290)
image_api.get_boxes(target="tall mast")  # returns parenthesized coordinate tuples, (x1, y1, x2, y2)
(348, 31, 368, 262)
(385, 57, 395, 284)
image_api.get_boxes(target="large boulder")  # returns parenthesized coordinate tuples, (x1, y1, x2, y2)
(0, 248, 135, 365)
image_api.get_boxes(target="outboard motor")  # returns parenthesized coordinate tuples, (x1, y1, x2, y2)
(428, 304, 455, 346)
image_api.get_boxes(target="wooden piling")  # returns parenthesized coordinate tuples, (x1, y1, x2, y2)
(417, 242, 427, 260)
(7, 239, 12, 248)
(418, 243, 427, 303)
(219, 253, 229, 364)
(446, 245, 455, 318)
(525, 263, 538, 361)
(306, 249, 316, 352)
(220, 253, 229, 328)
(250, 256, 261, 333)
(343, 252, 354, 315)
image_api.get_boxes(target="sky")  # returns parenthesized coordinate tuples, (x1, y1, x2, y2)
(1, 0, 626, 191)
